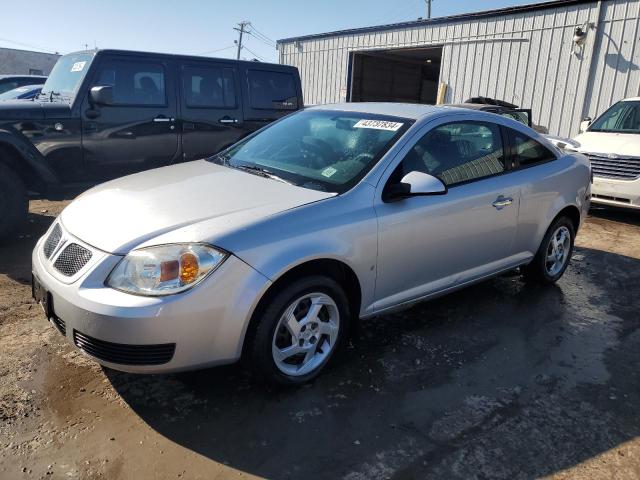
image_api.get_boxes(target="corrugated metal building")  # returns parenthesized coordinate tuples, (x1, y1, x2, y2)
(0, 47, 60, 76)
(277, 0, 640, 137)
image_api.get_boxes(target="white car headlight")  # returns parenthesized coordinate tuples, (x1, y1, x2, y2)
(106, 244, 227, 296)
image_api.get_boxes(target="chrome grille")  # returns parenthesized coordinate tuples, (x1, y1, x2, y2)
(588, 154, 640, 180)
(53, 243, 93, 276)
(43, 224, 62, 259)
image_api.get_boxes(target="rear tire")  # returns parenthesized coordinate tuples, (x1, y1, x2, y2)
(248, 275, 350, 385)
(0, 163, 28, 240)
(522, 216, 575, 284)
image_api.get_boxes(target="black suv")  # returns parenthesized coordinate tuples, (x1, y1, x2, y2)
(0, 49, 303, 238)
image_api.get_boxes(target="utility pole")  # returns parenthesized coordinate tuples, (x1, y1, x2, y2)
(234, 21, 250, 60)
(425, 0, 432, 19)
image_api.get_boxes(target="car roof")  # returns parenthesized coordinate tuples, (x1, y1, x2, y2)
(622, 97, 640, 102)
(0, 75, 47, 80)
(309, 102, 474, 120)
(446, 103, 492, 111)
(63, 49, 289, 69)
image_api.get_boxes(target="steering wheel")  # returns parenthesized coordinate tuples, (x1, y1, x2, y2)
(300, 137, 334, 169)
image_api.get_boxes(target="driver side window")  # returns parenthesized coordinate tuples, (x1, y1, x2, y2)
(397, 121, 506, 187)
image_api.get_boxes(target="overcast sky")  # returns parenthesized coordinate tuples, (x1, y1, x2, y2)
(1, 0, 541, 63)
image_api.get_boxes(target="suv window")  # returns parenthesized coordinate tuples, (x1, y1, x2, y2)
(248, 70, 297, 110)
(95, 60, 166, 106)
(183, 65, 236, 108)
(509, 130, 555, 167)
(398, 121, 506, 186)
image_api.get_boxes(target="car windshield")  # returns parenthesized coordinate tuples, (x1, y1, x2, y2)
(40, 52, 94, 101)
(501, 111, 529, 126)
(0, 86, 30, 100)
(589, 101, 640, 134)
(210, 109, 413, 193)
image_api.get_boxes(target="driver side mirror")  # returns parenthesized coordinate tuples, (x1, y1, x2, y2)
(89, 85, 114, 106)
(579, 116, 592, 133)
(384, 171, 447, 202)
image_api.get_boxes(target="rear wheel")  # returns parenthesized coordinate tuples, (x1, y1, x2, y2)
(0, 163, 27, 240)
(522, 216, 575, 284)
(249, 275, 350, 385)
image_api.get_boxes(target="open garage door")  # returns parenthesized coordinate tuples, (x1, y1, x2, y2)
(348, 46, 442, 104)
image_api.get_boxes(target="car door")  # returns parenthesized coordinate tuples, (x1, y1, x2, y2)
(179, 62, 245, 161)
(373, 118, 523, 311)
(81, 55, 179, 181)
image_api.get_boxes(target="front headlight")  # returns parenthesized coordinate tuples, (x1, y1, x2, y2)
(106, 244, 227, 296)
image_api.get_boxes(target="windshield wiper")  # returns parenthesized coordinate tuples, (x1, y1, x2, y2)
(211, 152, 231, 165)
(35, 91, 62, 102)
(233, 164, 294, 185)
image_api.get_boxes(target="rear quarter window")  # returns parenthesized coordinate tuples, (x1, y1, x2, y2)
(248, 70, 298, 110)
(509, 129, 556, 167)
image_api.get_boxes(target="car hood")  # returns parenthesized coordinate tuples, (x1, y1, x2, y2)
(573, 131, 640, 157)
(60, 160, 334, 254)
(0, 99, 71, 120)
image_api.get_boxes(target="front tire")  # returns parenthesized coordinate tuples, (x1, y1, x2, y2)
(0, 163, 27, 240)
(522, 216, 575, 284)
(249, 275, 350, 385)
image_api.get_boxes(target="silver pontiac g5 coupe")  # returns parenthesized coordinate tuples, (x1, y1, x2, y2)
(32, 103, 591, 384)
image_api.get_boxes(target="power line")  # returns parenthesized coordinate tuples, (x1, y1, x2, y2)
(248, 30, 275, 47)
(0, 37, 59, 54)
(249, 24, 275, 44)
(246, 30, 275, 48)
(242, 45, 266, 62)
(199, 45, 236, 55)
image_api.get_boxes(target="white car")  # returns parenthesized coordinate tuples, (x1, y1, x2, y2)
(573, 97, 640, 210)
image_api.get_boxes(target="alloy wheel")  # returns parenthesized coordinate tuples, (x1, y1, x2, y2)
(545, 225, 571, 276)
(271, 292, 340, 377)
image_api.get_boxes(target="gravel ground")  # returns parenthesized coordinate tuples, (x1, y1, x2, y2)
(0, 200, 639, 480)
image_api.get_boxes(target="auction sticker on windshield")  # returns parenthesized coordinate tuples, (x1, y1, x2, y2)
(353, 119, 404, 131)
(70, 61, 86, 72)
(321, 166, 337, 178)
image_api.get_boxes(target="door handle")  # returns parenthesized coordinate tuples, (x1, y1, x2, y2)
(153, 116, 174, 123)
(219, 117, 238, 124)
(183, 122, 195, 130)
(492, 195, 514, 210)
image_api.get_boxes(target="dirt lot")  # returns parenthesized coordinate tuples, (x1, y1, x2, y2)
(1, 199, 639, 480)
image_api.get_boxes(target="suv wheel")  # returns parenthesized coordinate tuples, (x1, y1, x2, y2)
(522, 216, 575, 284)
(249, 275, 350, 385)
(0, 163, 27, 240)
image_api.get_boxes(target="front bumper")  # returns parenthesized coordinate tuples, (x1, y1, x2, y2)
(591, 176, 640, 210)
(32, 229, 271, 373)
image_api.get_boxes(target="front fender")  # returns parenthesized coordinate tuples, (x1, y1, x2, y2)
(220, 187, 379, 316)
(0, 128, 58, 185)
